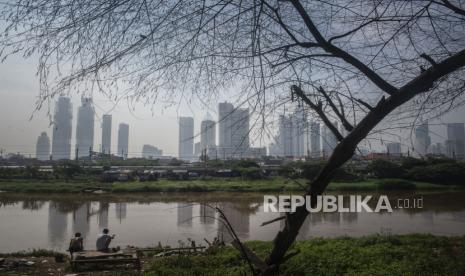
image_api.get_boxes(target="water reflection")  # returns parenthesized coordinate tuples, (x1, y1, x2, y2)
(98, 202, 109, 229)
(115, 203, 127, 222)
(217, 202, 250, 243)
(177, 203, 193, 228)
(199, 204, 215, 225)
(48, 202, 67, 248)
(0, 191, 464, 252)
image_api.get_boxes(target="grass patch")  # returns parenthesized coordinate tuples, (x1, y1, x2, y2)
(0, 177, 461, 193)
(146, 234, 465, 275)
(0, 248, 66, 258)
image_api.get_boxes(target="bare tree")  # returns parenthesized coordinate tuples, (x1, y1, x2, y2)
(1, 0, 465, 274)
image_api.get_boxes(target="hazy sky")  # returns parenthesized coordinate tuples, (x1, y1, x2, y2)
(0, 53, 217, 157)
(1, 51, 464, 158)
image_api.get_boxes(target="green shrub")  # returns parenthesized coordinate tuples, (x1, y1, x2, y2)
(405, 162, 465, 185)
(239, 167, 265, 180)
(377, 179, 416, 190)
(368, 159, 404, 178)
(300, 162, 360, 182)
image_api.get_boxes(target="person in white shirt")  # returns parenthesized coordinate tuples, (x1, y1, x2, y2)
(96, 228, 115, 252)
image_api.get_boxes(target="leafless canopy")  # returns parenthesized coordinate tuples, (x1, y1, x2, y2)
(0, 1, 463, 117)
(1, 0, 465, 274)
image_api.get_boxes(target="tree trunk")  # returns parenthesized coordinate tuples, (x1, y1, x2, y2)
(263, 49, 465, 274)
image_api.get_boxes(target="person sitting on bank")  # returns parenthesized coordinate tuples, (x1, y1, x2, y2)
(69, 232, 84, 255)
(96, 228, 116, 252)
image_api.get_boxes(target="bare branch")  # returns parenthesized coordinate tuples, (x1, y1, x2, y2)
(291, 85, 343, 141)
(317, 86, 354, 132)
(289, 0, 399, 95)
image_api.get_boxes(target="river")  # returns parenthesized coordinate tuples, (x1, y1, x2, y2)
(1, 191, 464, 252)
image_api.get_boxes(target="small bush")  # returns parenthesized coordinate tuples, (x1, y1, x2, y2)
(377, 179, 416, 190)
(368, 159, 405, 178)
(239, 167, 265, 180)
(405, 162, 465, 185)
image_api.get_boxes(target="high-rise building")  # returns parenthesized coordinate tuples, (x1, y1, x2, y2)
(200, 118, 216, 152)
(291, 106, 306, 157)
(142, 144, 163, 158)
(194, 142, 201, 157)
(75, 98, 94, 158)
(117, 123, 129, 158)
(101, 114, 112, 154)
(230, 108, 249, 156)
(322, 122, 338, 158)
(36, 132, 50, 161)
(278, 115, 293, 156)
(178, 117, 194, 160)
(275, 107, 307, 158)
(430, 142, 445, 155)
(413, 122, 431, 157)
(218, 102, 250, 158)
(446, 123, 465, 159)
(268, 136, 281, 156)
(51, 96, 73, 160)
(386, 142, 401, 157)
(310, 122, 321, 158)
(218, 102, 234, 148)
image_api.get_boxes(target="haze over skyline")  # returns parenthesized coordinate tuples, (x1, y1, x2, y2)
(1, 53, 465, 158)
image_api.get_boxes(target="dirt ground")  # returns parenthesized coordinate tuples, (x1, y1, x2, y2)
(0, 255, 152, 275)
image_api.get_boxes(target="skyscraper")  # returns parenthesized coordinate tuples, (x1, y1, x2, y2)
(279, 115, 293, 156)
(117, 123, 129, 158)
(275, 107, 307, 158)
(446, 123, 465, 159)
(142, 144, 163, 158)
(322, 122, 338, 158)
(218, 102, 234, 148)
(291, 106, 306, 157)
(387, 142, 401, 157)
(218, 102, 250, 158)
(36, 132, 50, 161)
(200, 118, 216, 152)
(101, 114, 112, 154)
(310, 122, 321, 158)
(230, 108, 250, 156)
(178, 117, 194, 160)
(51, 96, 73, 160)
(75, 98, 94, 158)
(413, 122, 431, 157)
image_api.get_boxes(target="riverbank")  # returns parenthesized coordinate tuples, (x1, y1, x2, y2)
(1, 235, 464, 275)
(0, 177, 461, 193)
(149, 234, 465, 275)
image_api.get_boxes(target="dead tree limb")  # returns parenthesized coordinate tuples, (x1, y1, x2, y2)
(292, 85, 343, 141)
(317, 86, 354, 132)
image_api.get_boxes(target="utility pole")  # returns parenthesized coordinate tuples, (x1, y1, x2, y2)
(75, 147, 79, 162)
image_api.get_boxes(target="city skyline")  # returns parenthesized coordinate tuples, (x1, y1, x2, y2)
(1, 60, 465, 160)
(6, 95, 465, 160)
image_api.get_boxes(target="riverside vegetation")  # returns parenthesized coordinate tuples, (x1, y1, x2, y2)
(0, 157, 465, 193)
(1, 235, 464, 275)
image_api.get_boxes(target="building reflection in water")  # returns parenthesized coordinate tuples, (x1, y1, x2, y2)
(22, 200, 45, 210)
(73, 203, 90, 238)
(115, 203, 127, 223)
(48, 201, 68, 249)
(177, 203, 193, 228)
(98, 202, 109, 229)
(199, 204, 216, 225)
(217, 202, 250, 243)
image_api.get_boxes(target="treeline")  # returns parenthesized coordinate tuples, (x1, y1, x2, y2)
(0, 162, 98, 181)
(278, 157, 465, 186)
(367, 157, 465, 185)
